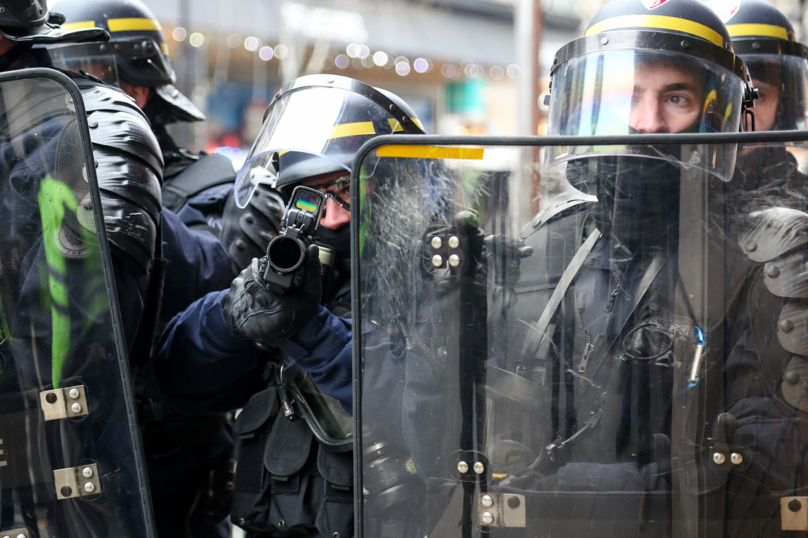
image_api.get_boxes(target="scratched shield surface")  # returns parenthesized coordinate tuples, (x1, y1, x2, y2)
(0, 70, 154, 538)
(352, 133, 808, 538)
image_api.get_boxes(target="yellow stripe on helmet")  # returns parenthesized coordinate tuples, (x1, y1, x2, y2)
(727, 23, 792, 41)
(61, 20, 97, 31)
(376, 145, 485, 160)
(107, 18, 163, 32)
(585, 15, 725, 47)
(388, 117, 425, 132)
(329, 122, 376, 139)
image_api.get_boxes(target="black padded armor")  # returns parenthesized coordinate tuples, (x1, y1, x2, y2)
(73, 74, 163, 276)
(220, 185, 285, 269)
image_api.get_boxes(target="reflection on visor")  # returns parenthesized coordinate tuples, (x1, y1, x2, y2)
(50, 54, 119, 85)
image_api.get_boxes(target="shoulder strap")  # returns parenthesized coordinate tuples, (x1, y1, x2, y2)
(162, 153, 236, 213)
(519, 229, 601, 362)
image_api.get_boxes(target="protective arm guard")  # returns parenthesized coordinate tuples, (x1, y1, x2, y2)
(75, 76, 163, 276)
(738, 207, 808, 411)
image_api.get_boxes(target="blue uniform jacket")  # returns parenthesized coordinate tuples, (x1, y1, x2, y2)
(154, 292, 353, 415)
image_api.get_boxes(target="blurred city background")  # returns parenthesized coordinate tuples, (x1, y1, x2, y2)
(50, 0, 807, 168)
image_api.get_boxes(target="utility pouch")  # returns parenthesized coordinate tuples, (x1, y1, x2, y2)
(231, 383, 354, 537)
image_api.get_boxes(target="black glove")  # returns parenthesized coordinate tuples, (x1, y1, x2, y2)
(221, 244, 322, 345)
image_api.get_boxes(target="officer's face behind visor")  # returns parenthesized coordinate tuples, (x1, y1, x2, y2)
(628, 59, 703, 134)
(301, 171, 351, 231)
(741, 54, 808, 132)
(546, 49, 744, 182)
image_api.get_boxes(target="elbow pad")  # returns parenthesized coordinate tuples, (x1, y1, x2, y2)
(78, 77, 164, 276)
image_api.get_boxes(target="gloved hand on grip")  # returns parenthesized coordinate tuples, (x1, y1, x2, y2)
(221, 244, 322, 346)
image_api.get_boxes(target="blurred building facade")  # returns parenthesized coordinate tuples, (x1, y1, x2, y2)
(136, 0, 580, 157)
(98, 0, 808, 157)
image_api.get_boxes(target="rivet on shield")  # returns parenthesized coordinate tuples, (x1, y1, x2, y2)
(731, 453, 743, 465)
(680, 40, 689, 49)
(68, 388, 80, 400)
(713, 452, 726, 465)
(431, 237, 442, 249)
(71, 403, 82, 414)
(600, 37, 608, 45)
(481, 512, 494, 525)
(780, 320, 795, 333)
(449, 254, 461, 267)
(431, 255, 443, 267)
(481, 494, 493, 508)
(745, 241, 757, 252)
(82, 467, 94, 478)
(457, 461, 469, 473)
(84, 482, 95, 493)
(448, 236, 460, 249)
(786, 371, 800, 385)
(767, 265, 781, 278)
(473, 462, 485, 474)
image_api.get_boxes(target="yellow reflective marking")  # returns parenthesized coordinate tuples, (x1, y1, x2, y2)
(61, 20, 97, 31)
(727, 23, 791, 41)
(108, 18, 162, 32)
(585, 15, 724, 47)
(702, 89, 718, 117)
(492, 473, 508, 479)
(161, 43, 169, 55)
(376, 145, 485, 160)
(330, 122, 375, 139)
(388, 118, 426, 133)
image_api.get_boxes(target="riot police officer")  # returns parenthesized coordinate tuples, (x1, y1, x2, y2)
(0, 1, 164, 535)
(50, 0, 236, 234)
(154, 75, 424, 537)
(349, 0, 798, 536)
(707, 0, 808, 214)
(46, 3, 240, 536)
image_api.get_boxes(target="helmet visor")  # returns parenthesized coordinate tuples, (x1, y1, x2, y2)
(234, 86, 402, 207)
(547, 49, 745, 181)
(49, 43, 119, 85)
(742, 54, 808, 132)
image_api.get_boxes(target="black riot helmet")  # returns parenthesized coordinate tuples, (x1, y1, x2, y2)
(546, 0, 754, 252)
(708, 0, 808, 131)
(547, 0, 754, 182)
(0, 0, 106, 44)
(234, 74, 425, 208)
(47, 0, 204, 124)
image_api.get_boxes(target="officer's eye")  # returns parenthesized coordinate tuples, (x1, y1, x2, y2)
(667, 94, 690, 106)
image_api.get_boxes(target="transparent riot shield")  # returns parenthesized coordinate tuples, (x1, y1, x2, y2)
(353, 131, 808, 538)
(0, 69, 154, 537)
